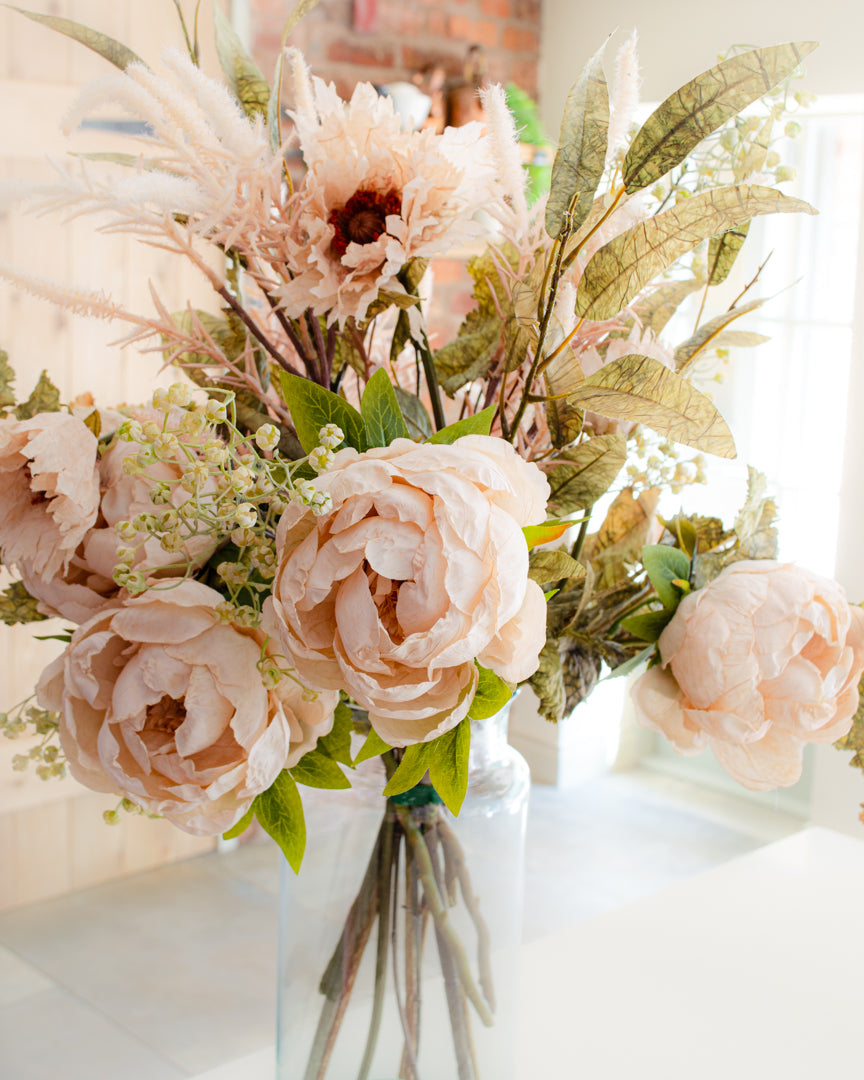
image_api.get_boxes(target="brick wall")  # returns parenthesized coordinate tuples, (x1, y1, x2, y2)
(250, 0, 542, 103)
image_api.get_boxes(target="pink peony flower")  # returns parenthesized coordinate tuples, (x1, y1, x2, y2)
(631, 560, 864, 790)
(0, 411, 100, 582)
(263, 435, 550, 747)
(275, 60, 499, 325)
(37, 580, 338, 836)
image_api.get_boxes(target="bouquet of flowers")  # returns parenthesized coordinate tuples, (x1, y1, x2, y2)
(2, 3, 863, 1077)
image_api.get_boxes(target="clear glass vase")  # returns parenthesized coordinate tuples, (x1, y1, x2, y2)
(276, 701, 530, 1080)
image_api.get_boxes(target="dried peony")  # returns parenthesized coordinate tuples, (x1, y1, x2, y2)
(263, 435, 550, 746)
(0, 411, 100, 582)
(37, 580, 337, 836)
(630, 560, 864, 790)
(275, 57, 499, 325)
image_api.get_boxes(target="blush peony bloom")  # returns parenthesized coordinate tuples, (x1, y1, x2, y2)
(630, 560, 864, 790)
(22, 421, 219, 623)
(263, 435, 550, 746)
(36, 580, 338, 836)
(275, 56, 499, 325)
(0, 411, 100, 582)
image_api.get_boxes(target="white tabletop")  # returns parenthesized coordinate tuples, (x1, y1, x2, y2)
(193, 827, 864, 1080)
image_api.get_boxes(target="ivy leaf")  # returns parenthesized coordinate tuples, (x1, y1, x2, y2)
(361, 368, 410, 447)
(315, 700, 354, 768)
(222, 806, 254, 841)
(642, 544, 692, 610)
(15, 371, 61, 420)
(4, 5, 144, 69)
(253, 770, 306, 873)
(674, 299, 764, 372)
(468, 665, 513, 721)
(393, 386, 433, 441)
(621, 609, 675, 643)
(278, 371, 367, 453)
(568, 354, 736, 458)
(427, 719, 471, 816)
(574, 185, 816, 322)
(290, 749, 351, 789)
(0, 349, 16, 412)
(623, 42, 818, 193)
(546, 42, 609, 239)
(427, 406, 495, 444)
(354, 727, 392, 765)
(0, 581, 48, 626)
(214, 3, 270, 120)
(528, 549, 585, 587)
(544, 434, 627, 514)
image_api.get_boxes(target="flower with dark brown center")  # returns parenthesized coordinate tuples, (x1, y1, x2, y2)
(329, 188, 401, 256)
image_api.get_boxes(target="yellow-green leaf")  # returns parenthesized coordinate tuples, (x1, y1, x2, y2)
(15, 371, 61, 420)
(253, 770, 306, 873)
(5, 5, 144, 69)
(0, 348, 16, 411)
(523, 519, 572, 550)
(674, 299, 764, 372)
(574, 184, 816, 322)
(544, 434, 626, 514)
(546, 42, 609, 239)
(214, 3, 270, 120)
(0, 581, 48, 626)
(633, 278, 704, 336)
(707, 222, 750, 288)
(623, 42, 818, 193)
(568, 353, 736, 458)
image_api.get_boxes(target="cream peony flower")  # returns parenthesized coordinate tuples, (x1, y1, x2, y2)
(630, 560, 864, 790)
(275, 58, 499, 325)
(37, 580, 337, 836)
(263, 435, 550, 746)
(0, 411, 100, 582)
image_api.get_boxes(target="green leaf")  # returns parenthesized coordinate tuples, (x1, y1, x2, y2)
(427, 406, 495, 445)
(622, 42, 818, 193)
(382, 743, 434, 798)
(393, 386, 433, 441)
(642, 544, 692, 610)
(427, 719, 471, 816)
(528, 549, 585, 586)
(568, 353, 736, 458)
(433, 318, 502, 395)
(316, 700, 354, 767)
(604, 644, 654, 680)
(361, 368, 410, 447)
(222, 806, 254, 841)
(213, 3, 270, 120)
(621, 608, 675, 642)
(545, 42, 609, 239)
(674, 299, 764, 372)
(545, 434, 627, 514)
(574, 184, 816, 322)
(0, 581, 48, 625)
(82, 409, 102, 439)
(0, 349, 16, 411)
(4, 5, 145, 69)
(707, 222, 750, 288)
(15, 371, 61, 420)
(278, 371, 367, 453)
(290, 749, 351, 789)
(253, 770, 306, 873)
(469, 665, 514, 721)
(354, 727, 392, 765)
(523, 519, 573, 550)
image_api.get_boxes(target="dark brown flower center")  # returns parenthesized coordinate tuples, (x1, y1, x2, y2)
(146, 695, 187, 735)
(329, 188, 401, 257)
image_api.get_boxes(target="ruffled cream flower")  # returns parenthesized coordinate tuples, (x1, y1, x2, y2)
(0, 412, 100, 582)
(263, 435, 549, 746)
(630, 560, 864, 790)
(37, 580, 337, 836)
(275, 58, 499, 325)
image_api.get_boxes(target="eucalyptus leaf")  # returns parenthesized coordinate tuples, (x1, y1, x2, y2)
(546, 42, 609, 239)
(5, 5, 144, 69)
(361, 368, 410, 447)
(568, 353, 736, 458)
(574, 185, 816, 322)
(214, 3, 270, 120)
(545, 434, 627, 514)
(623, 42, 818, 193)
(427, 719, 471, 815)
(278, 371, 367, 453)
(427, 406, 495, 444)
(253, 770, 306, 873)
(642, 544, 692, 609)
(528, 549, 585, 586)
(290, 749, 351, 789)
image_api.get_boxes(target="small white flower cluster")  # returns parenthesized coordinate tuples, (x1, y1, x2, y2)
(626, 430, 706, 495)
(1, 700, 66, 781)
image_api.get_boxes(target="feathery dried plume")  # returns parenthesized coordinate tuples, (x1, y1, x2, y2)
(0, 262, 132, 322)
(480, 84, 530, 240)
(607, 30, 642, 168)
(285, 48, 318, 134)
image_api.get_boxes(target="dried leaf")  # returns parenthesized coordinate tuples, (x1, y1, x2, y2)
(544, 433, 626, 514)
(528, 549, 585, 586)
(562, 646, 603, 714)
(574, 185, 816, 322)
(582, 488, 660, 589)
(835, 670, 864, 771)
(546, 43, 609, 239)
(633, 278, 704, 336)
(15, 371, 61, 419)
(623, 42, 818, 193)
(674, 299, 764, 371)
(0, 581, 48, 625)
(707, 221, 750, 288)
(528, 640, 567, 722)
(568, 353, 736, 458)
(0, 349, 16, 411)
(5, 5, 144, 70)
(282, 0, 321, 36)
(214, 3, 270, 120)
